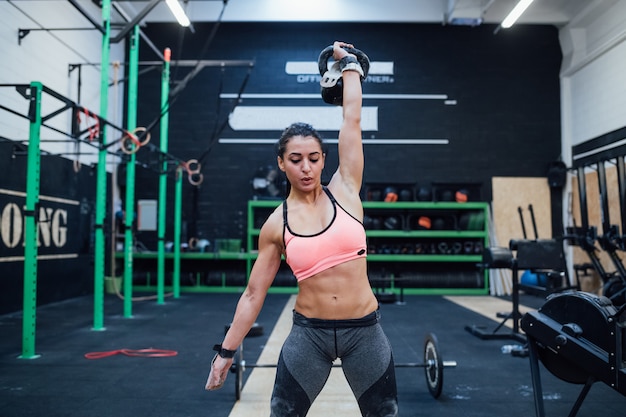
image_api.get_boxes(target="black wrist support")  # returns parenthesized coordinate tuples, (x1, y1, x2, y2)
(213, 344, 237, 359)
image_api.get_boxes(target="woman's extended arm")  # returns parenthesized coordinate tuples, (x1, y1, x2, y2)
(329, 41, 365, 205)
(205, 211, 283, 390)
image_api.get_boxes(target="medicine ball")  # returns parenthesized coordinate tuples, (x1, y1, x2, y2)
(399, 188, 413, 201)
(384, 186, 398, 202)
(521, 270, 539, 286)
(521, 270, 547, 287)
(368, 188, 382, 201)
(455, 189, 469, 203)
(432, 217, 446, 230)
(440, 190, 454, 202)
(417, 186, 432, 201)
(416, 216, 431, 230)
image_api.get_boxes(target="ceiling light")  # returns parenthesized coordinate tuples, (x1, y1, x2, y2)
(501, 0, 534, 28)
(166, 0, 190, 27)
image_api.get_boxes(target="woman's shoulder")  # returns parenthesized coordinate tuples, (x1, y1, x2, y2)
(326, 181, 363, 216)
(259, 202, 285, 241)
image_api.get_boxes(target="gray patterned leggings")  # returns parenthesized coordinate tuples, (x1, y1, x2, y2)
(270, 310, 398, 417)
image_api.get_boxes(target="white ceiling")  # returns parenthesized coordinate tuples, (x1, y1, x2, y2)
(115, 0, 591, 26)
(8, 0, 599, 29)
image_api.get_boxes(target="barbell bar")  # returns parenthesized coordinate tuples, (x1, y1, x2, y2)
(229, 332, 456, 401)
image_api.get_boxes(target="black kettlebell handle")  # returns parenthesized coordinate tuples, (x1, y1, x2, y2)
(317, 45, 370, 78)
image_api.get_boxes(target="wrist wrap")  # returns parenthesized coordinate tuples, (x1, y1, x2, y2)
(339, 56, 364, 78)
(213, 344, 237, 358)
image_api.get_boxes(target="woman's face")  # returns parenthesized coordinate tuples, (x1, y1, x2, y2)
(277, 135, 325, 191)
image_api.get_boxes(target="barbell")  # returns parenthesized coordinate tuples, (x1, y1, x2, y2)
(229, 332, 456, 401)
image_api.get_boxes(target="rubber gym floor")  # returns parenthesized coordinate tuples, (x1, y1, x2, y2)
(1, 291, 626, 417)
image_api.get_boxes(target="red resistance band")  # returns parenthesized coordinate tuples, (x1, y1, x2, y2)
(77, 108, 100, 141)
(84, 348, 178, 359)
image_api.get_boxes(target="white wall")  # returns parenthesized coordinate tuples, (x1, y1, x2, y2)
(0, 0, 126, 170)
(560, 0, 626, 154)
(558, 0, 626, 282)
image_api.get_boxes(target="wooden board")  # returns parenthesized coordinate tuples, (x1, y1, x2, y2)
(492, 177, 552, 246)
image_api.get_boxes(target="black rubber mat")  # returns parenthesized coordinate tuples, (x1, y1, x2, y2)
(1, 292, 625, 417)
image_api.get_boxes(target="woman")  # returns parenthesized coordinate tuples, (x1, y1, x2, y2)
(206, 41, 399, 417)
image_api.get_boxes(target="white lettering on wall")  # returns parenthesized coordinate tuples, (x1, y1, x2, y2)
(0, 203, 69, 249)
(1, 203, 21, 248)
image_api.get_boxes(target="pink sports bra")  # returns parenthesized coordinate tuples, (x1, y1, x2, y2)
(283, 187, 367, 282)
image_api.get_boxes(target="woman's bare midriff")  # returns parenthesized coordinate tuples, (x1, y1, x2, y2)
(293, 258, 379, 320)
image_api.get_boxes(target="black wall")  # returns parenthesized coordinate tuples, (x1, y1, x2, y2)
(130, 23, 562, 249)
(0, 139, 98, 314)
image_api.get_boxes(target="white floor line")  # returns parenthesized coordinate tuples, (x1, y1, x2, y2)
(228, 295, 360, 417)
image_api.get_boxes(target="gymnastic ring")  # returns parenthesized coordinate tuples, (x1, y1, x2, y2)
(120, 133, 141, 155)
(185, 159, 201, 175)
(188, 172, 204, 186)
(133, 127, 151, 147)
(119, 127, 151, 154)
(73, 159, 81, 173)
(189, 237, 198, 250)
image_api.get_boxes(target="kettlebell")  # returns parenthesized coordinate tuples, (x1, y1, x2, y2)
(318, 44, 370, 105)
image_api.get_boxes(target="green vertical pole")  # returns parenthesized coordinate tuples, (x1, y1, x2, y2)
(123, 25, 140, 318)
(19, 81, 43, 360)
(173, 167, 183, 298)
(156, 48, 171, 305)
(93, 0, 111, 331)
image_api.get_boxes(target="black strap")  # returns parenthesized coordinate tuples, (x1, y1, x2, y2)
(213, 344, 237, 359)
(322, 185, 335, 203)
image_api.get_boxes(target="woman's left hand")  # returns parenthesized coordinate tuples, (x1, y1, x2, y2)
(205, 354, 234, 390)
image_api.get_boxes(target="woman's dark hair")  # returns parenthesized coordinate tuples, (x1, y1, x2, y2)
(276, 122, 325, 158)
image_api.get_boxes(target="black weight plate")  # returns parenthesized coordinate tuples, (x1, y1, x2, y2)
(424, 333, 444, 399)
(233, 346, 244, 401)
